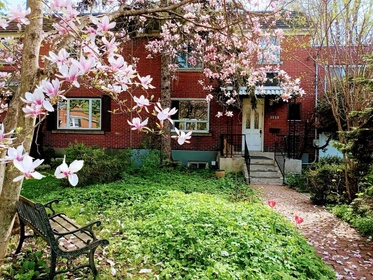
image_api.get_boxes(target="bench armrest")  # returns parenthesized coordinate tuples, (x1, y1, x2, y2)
(44, 199, 60, 216)
(54, 220, 102, 240)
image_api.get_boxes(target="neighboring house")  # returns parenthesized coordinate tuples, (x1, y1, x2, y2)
(1, 19, 320, 168)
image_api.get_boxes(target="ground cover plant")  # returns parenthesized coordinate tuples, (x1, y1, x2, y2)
(2, 168, 336, 279)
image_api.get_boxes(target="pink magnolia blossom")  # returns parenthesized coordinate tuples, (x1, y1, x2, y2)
(0, 18, 9, 29)
(127, 117, 149, 131)
(225, 111, 233, 117)
(41, 79, 64, 100)
(137, 75, 155, 90)
(23, 104, 46, 118)
(2, 145, 24, 163)
(108, 54, 125, 71)
(295, 215, 304, 224)
(133, 95, 150, 112)
(206, 94, 213, 102)
(267, 200, 276, 208)
(0, 103, 8, 113)
(155, 103, 177, 125)
(71, 56, 95, 74)
(226, 98, 236, 105)
(102, 36, 119, 53)
(0, 124, 15, 148)
(216, 112, 223, 118)
(54, 155, 84, 186)
(13, 155, 45, 182)
(172, 128, 192, 145)
(91, 15, 116, 34)
(56, 64, 82, 87)
(84, 26, 97, 42)
(50, 0, 70, 9)
(8, 5, 31, 25)
(47, 49, 70, 66)
(21, 88, 54, 112)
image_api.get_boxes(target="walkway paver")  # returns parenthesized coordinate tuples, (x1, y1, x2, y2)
(253, 184, 373, 280)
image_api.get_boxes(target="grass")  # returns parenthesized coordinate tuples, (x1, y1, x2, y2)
(2, 168, 336, 279)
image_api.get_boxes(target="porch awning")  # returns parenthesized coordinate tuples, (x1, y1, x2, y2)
(238, 86, 284, 96)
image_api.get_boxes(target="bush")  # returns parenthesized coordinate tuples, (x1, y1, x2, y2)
(286, 173, 308, 192)
(304, 162, 347, 205)
(63, 142, 131, 187)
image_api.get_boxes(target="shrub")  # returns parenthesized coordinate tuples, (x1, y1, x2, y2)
(285, 173, 308, 192)
(63, 142, 131, 187)
(304, 162, 348, 205)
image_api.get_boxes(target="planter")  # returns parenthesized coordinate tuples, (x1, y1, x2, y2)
(215, 169, 226, 178)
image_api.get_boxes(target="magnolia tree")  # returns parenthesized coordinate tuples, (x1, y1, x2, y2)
(0, 0, 301, 260)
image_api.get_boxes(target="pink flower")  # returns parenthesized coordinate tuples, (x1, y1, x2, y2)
(172, 128, 192, 145)
(295, 215, 304, 224)
(41, 79, 64, 100)
(8, 5, 31, 25)
(155, 103, 178, 125)
(54, 155, 84, 186)
(137, 75, 155, 90)
(0, 124, 15, 148)
(13, 155, 45, 182)
(21, 88, 54, 112)
(56, 65, 82, 87)
(133, 95, 150, 112)
(91, 15, 116, 34)
(127, 117, 149, 131)
(71, 56, 95, 74)
(267, 200, 276, 208)
(47, 49, 70, 66)
(1, 145, 24, 163)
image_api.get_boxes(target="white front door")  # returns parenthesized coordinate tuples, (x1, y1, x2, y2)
(242, 99, 264, 151)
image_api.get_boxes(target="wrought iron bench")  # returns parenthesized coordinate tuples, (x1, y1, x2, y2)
(15, 195, 109, 279)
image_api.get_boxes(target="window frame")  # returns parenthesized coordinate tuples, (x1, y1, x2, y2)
(171, 98, 210, 133)
(57, 98, 102, 130)
(177, 47, 203, 70)
(257, 37, 281, 65)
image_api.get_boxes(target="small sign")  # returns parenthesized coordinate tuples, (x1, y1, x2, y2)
(270, 115, 279, 120)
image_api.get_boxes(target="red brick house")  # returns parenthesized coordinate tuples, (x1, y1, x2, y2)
(1, 21, 318, 170)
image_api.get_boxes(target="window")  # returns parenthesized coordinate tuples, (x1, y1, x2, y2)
(325, 65, 366, 90)
(288, 103, 301, 120)
(177, 47, 203, 69)
(57, 98, 101, 129)
(258, 37, 280, 64)
(171, 99, 209, 132)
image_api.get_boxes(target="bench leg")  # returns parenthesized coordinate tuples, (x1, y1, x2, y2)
(15, 219, 25, 254)
(89, 248, 98, 277)
(49, 250, 57, 280)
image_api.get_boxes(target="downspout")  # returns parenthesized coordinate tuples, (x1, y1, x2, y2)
(313, 62, 319, 163)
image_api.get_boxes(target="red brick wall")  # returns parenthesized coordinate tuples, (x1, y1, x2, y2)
(42, 34, 319, 161)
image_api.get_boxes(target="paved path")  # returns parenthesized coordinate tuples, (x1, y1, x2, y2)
(253, 184, 373, 280)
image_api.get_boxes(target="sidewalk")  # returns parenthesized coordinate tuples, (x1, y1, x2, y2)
(253, 184, 373, 280)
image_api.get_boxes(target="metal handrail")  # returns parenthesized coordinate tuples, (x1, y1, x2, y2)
(244, 138, 251, 184)
(274, 134, 286, 185)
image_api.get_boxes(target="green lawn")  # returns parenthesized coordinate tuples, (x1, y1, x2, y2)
(3, 168, 336, 279)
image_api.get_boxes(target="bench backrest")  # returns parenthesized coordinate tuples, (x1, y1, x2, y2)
(17, 196, 55, 244)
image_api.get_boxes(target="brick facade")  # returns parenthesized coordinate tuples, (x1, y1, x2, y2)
(40, 33, 319, 162)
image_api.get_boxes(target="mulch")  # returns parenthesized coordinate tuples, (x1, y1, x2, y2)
(253, 184, 373, 280)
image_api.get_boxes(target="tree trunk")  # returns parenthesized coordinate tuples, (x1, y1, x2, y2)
(160, 52, 172, 161)
(0, 0, 43, 262)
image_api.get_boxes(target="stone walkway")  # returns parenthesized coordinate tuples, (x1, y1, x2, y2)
(253, 184, 373, 280)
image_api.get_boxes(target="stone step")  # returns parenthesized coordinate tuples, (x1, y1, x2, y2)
(250, 170, 282, 177)
(250, 177, 284, 185)
(250, 164, 280, 172)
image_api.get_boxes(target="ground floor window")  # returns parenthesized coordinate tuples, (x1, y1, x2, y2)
(57, 98, 101, 129)
(171, 99, 209, 132)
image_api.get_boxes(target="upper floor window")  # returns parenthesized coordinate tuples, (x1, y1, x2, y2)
(177, 47, 203, 69)
(325, 65, 366, 90)
(288, 103, 301, 120)
(258, 37, 281, 64)
(57, 98, 101, 129)
(171, 99, 209, 132)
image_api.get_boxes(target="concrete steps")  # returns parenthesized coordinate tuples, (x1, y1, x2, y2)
(249, 153, 283, 185)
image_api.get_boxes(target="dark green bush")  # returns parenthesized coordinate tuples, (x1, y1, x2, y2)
(304, 162, 348, 205)
(286, 173, 308, 192)
(63, 142, 131, 187)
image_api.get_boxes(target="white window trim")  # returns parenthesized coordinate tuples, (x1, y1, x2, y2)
(171, 98, 210, 133)
(57, 98, 102, 130)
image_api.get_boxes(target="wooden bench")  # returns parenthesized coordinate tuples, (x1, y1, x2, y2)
(15, 196, 109, 279)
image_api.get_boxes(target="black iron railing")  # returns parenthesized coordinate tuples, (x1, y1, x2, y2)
(220, 134, 251, 183)
(274, 134, 286, 185)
